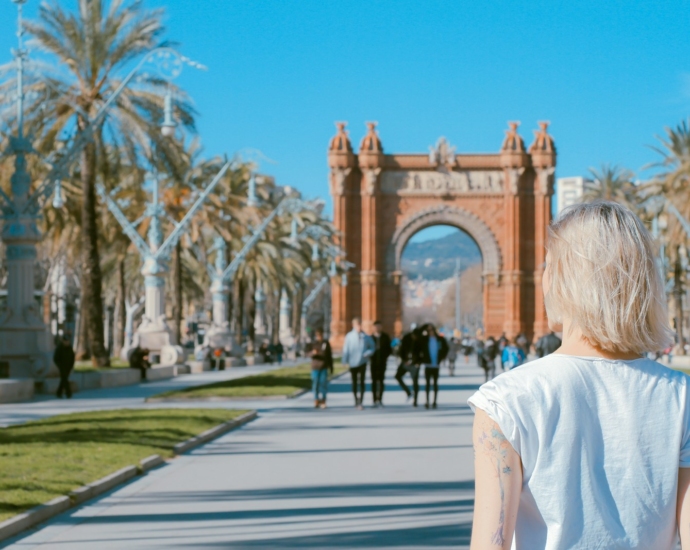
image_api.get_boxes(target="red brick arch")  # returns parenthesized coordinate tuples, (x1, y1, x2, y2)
(327, 122, 556, 348)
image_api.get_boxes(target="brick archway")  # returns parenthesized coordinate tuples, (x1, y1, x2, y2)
(327, 121, 556, 347)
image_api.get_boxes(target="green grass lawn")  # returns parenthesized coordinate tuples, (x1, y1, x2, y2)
(74, 358, 131, 372)
(152, 362, 348, 400)
(0, 408, 248, 523)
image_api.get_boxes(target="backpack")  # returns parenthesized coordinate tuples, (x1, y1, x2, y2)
(504, 346, 523, 369)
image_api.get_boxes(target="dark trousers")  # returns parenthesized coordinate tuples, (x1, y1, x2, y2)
(56, 367, 72, 398)
(425, 366, 440, 405)
(371, 362, 386, 403)
(350, 364, 366, 405)
(395, 363, 420, 403)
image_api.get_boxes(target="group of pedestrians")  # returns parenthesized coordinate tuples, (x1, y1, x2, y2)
(341, 318, 450, 409)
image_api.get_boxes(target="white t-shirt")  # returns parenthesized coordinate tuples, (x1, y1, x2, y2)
(468, 354, 690, 550)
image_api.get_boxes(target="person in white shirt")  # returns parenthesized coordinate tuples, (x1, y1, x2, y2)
(341, 317, 375, 410)
(468, 201, 690, 549)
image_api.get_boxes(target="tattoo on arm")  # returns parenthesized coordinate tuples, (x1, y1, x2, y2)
(477, 422, 513, 546)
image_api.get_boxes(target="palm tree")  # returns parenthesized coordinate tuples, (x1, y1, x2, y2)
(14, 0, 195, 366)
(583, 164, 639, 210)
(648, 120, 690, 249)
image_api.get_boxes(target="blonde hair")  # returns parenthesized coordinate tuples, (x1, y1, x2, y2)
(546, 200, 673, 354)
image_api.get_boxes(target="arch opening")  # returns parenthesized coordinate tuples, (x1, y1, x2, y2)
(400, 225, 483, 335)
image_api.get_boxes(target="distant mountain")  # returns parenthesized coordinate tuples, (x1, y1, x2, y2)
(401, 231, 481, 280)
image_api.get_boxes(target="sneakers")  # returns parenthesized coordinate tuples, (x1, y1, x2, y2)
(356, 404, 364, 411)
(320, 401, 327, 409)
(314, 400, 321, 408)
(425, 402, 430, 409)
(432, 402, 437, 409)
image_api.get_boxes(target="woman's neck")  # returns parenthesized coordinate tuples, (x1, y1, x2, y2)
(554, 319, 640, 360)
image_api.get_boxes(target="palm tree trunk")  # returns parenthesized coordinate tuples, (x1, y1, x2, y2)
(79, 130, 109, 367)
(172, 240, 183, 344)
(247, 279, 256, 354)
(115, 257, 126, 356)
(292, 287, 302, 346)
(75, 293, 90, 360)
(232, 278, 242, 346)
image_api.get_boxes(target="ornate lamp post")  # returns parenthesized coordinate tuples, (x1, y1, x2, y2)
(203, 195, 317, 358)
(0, 0, 203, 378)
(99, 159, 232, 364)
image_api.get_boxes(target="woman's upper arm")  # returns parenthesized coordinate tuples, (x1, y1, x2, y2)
(470, 408, 522, 550)
(678, 468, 690, 549)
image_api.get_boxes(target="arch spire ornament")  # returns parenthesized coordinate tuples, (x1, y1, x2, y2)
(501, 121, 526, 152)
(359, 122, 383, 153)
(529, 121, 556, 153)
(329, 122, 352, 152)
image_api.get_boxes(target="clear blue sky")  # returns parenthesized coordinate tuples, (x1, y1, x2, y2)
(2, 0, 689, 215)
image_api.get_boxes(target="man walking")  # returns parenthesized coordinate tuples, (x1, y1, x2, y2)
(370, 320, 392, 407)
(341, 317, 375, 410)
(53, 335, 75, 399)
(535, 331, 562, 358)
(418, 324, 449, 409)
(395, 324, 421, 405)
(307, 329, 333, 409)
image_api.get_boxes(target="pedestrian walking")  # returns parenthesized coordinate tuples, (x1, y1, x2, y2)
(535, 330, 562, 358)
(446, 337, 458, 376)
(516, 331, 530, 357)
(469, 201, 687, 548)
(341, 317, 375, 410)
(417, 324, 449, 409)
(461, 335, 473, 363)
(501, 337, 526, 369)
(370, 320, 392, 407)
(484, 335, 498, 379)
(274, 341, 284, 365)
(306, 329, 333, 409)
(474, 331, 492, 382)
(395, 324, 422, 406)
(53, 335, 75, 399)
(497, 333, 508, 371)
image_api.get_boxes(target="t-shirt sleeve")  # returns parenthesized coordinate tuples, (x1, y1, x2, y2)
(680, 378, 690, 468)
(468, 380, 523, 458)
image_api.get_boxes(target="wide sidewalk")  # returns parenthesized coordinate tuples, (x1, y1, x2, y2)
(1, 359, 485, 549)
(0, 360, 301, 427)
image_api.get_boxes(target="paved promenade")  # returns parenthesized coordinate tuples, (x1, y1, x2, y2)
(1, 360, 484, 549)
(0, 361, 299, 427)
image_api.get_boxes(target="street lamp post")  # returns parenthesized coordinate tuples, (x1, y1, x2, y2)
(99, 160, 232, 364)
(203, 196, 316, 358)
(0, 0, 203, 378)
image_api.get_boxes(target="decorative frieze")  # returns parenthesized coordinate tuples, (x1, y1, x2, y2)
(380, 170, 504, 195)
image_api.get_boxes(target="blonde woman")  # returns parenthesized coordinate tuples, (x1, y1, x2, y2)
(468, 201, 690, 549)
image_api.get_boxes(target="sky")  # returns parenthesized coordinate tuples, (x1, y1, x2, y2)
(1, 0, 690, 217)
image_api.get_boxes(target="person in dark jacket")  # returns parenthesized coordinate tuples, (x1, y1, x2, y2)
(417, 324, 449, 409)
(484, 336, 499, 380)
(370, 320, 392, 407)
(535, 331, 562, 358)
(395, 325, 422, 406)
(53, 335, 75, 398)
(306, 329, 333, 409)
(130, 347, 150, 381)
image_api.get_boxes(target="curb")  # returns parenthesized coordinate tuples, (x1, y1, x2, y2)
(173, 410, 258, 455)
(0, 412, 258, 543)
(69, 465, 138, 506)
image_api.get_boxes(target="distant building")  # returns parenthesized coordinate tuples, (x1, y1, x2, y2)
(556, 177, 590, 216)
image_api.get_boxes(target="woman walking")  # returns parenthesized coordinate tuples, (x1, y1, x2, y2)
(468, 201, 688, 549)
(307, 329, 333, 409)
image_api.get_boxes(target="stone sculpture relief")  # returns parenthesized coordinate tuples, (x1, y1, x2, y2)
(380, 170, 504, 194)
